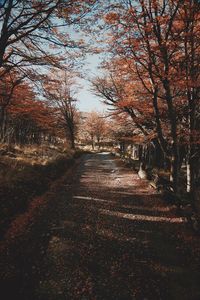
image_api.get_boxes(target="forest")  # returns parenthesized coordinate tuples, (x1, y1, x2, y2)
(0, 1, 200, 299)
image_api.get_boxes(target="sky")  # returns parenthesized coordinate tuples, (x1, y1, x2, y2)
(76, 54, 106, 113)
(76, 78, 106, 113)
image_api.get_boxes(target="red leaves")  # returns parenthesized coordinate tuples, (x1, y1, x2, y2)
(8, 83, 56, 133)
(104, 12, 120, 24)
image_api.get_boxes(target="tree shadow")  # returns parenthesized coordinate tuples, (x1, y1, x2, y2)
(35, 153, 200, 300)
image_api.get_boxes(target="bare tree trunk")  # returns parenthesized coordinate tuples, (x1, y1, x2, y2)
(170, 146, 180, 194)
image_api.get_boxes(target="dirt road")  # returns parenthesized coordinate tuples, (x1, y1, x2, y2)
(34, 153, 200, 300)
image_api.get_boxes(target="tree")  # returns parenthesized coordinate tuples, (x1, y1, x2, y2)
(43, 69, 79, 149)
(99, 0, 200, 200)
(82, 111, 109, 149)
(0, 79, 59, 145)
(0, 0, 98, 78)
(0, 71, 25, 139)
(179, 0, 200, 198)
(91, 59, 155, 138)
(0, 0, 99, 150)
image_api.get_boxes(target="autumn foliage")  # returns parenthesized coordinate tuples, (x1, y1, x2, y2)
(92, 0, 200, 211)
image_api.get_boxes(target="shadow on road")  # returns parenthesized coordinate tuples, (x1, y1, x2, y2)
(34, 153, 200, 300)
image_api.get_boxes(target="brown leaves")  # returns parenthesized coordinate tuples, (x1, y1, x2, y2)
(104, 12, 120, 24)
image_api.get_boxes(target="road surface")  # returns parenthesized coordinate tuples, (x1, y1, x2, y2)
(35, 153, 200, 300)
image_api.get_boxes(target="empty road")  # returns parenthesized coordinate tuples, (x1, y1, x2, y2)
(34, 153, 200, 300)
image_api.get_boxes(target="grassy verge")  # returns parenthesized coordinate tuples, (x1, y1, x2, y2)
(0, 148, 85, 299)
(0, 146, 86, 238)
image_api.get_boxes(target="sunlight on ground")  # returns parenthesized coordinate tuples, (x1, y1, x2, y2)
(98, 152, 111, 155)
(99, 208, 187, 224)
(73, 195, 173, 213)
(73, 195, 115, 204)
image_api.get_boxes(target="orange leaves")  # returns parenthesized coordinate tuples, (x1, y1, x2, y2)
(172, 20, 185, 32)
(155, 15, 170, 25)
(82, 111, 109, 141)
(104, 12, 120, 24)
(123, 37, 141, 51)
(5, 80, 59, 137)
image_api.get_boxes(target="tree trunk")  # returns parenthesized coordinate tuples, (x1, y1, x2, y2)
(69, 130, 75, 150)
(186, 145, 195, 194)
(170, 149, 180, 194)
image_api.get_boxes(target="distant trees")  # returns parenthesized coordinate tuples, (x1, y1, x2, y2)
(79, 111, 110, 149)
(0, 80, 59, 145)
(43, 70, 79, 149)
(0, 69, 82, 149)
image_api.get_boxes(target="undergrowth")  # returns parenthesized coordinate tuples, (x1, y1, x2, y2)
(0, 145, 84, 238)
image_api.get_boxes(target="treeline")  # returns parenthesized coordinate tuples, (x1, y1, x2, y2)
(78, 111, 111, 149)
(0, 78, 63, 146)
(92, 0, 200, 211)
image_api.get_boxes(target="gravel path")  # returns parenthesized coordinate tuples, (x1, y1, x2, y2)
(35, 153, 200, 300)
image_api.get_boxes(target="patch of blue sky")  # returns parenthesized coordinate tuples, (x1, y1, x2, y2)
(0, 1, 106, 112)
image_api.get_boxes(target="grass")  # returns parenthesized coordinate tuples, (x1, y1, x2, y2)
(0, 144, 84, 300)
(0, 144, 81, 238)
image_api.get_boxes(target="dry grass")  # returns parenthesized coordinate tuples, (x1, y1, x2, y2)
(0, 143, 77, 238)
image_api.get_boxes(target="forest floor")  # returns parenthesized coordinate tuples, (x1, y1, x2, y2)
(1, 152, 200, 300)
